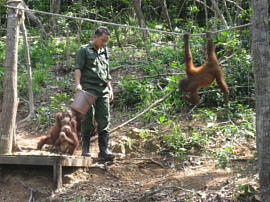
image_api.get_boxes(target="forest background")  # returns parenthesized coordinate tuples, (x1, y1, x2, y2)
(0, 0, 264, 201)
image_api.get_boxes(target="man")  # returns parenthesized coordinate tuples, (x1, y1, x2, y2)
(74, 26, 115, 160)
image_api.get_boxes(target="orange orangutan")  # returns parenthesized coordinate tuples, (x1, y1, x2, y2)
(179, 32, 229, 105)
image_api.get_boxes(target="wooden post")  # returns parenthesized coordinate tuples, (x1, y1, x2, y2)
(16, 21, 35, 125)
(0, 0, 22, 154)
(53, 161, 62, 190)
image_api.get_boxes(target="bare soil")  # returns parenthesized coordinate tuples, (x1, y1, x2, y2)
(0, 121, 258, 202)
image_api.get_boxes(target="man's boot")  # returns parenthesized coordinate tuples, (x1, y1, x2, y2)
(98, 132, 115, 160)
(81, 136, 91, 157)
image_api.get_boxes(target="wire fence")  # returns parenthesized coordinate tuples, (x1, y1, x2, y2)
(4, 5, 254, 37)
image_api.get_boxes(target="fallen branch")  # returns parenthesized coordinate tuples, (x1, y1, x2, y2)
(89, 162, 120, 180)
(110, 91, 174, 133)
(145, 158, 164, 168)
(132, 158, 165, 168)
(104, 161, 120, 180)
(91, 90, 174, 142)
(188, 105, 198, 114)
(109, 64, 139, 73)
(128, 73, 185, 81)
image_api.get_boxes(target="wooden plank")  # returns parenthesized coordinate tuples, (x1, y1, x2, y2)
(0, 154, 93, 190)
(0, 155, 59, 166)
(61, 156, 92, 167)
(0, 154, 92, 167)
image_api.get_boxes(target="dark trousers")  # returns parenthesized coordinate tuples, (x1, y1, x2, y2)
(81, 91, 110, 151)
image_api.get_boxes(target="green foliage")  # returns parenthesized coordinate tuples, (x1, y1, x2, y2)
(235, 184, 257, 200)
(193, 104, 255, 137)
(193, 108, 218, 122)
(25, 0, 50, 11)
(116, 79, 142, 109)
(75, 196, 81, 202)
(216, 31, 253, 105)
(35, 104, 51, 129)
(138, 129, 153, 139)
(53, 75, 74, 92)
(163, 122, 207, 160)
(50, 92, 72, 112)
(18, 67, 50, 97)
(188, 5, 199, 13)
(158, 115, 172, 125)
(147, 45, 180, 73)
(0, 1, 255, 163)
(16, 36, 78, 98)
(27, 39, 55, 69)
(214, 145, 233, 168)
(158, 104, 254, 163)
(34, 92, 72, 128)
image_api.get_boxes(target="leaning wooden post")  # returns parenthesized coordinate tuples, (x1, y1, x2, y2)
(16, 20, 35, 125)
(0, 0, 22, 154)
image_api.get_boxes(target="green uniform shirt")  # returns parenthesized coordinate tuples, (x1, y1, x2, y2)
(75, 43, 112, 90)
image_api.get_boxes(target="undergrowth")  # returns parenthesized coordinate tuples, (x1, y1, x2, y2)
(0, 22, 255, 165)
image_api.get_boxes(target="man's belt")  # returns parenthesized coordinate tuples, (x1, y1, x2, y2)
(91, 82, 107, 86)
(98, 83, 106, 86)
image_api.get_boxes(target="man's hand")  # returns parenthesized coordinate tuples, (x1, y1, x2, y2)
(74, 69, 82, 91)
(75, 84, 82, 91)
(107, 81, 114, 102)
(109, 89, 114, 103)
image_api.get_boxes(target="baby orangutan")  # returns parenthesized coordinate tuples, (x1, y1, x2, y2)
(179, 32, 229, 105)
(55, 124, 79, 155)
(37, 110, 79, 155)
(57, 112, 79, 155)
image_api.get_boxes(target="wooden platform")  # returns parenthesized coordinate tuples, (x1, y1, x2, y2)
(0, 154, 92, 189)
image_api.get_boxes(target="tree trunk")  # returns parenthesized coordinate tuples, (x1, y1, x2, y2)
(222, 0, 232, 25)
(114, 28, 122, 48)
(132, 0, 148, 39)
(0, 1, 21, 154)
(204, 0, 209, 29)
(210, 0, 228, 28)
(251, 0, 270, 200)
(64, 28, 71, 69)
(50, 0, 61, 32)
(160, 0, 173, 31)
(21, 1, 48, 40)
(77, 0, 82, 48)
(234, 0, 242, 25)
(132, 0, 149, 58)
(12, 98, 21, 152)
(21, 22, 34, 116)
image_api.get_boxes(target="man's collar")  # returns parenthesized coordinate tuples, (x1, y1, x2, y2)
(89, 42, 94, 49)
(89, 42, 105, 54)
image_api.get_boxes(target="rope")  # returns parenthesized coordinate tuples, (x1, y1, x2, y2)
(7, 0, 22, 4)
(4, 5, 253, 36)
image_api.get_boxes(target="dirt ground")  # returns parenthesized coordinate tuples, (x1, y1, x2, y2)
(0, 121, 259, 202)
